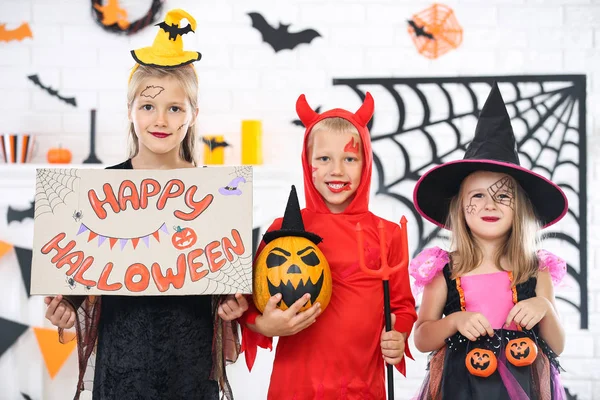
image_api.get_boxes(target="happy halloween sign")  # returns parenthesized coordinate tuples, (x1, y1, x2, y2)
(31, 167, 253, 296)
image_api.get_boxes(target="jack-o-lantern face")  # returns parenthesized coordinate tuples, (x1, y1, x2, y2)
(171, 226, 197, 250)
(465, 348, 497, 378)
(253, 236, 332, 313)
(505, 337, 538, 367)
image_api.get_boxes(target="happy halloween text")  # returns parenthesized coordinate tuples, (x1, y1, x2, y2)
(40, 178, 245, 292)
(41, 229, 245, 292)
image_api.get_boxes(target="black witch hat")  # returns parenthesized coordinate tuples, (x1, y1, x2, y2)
(263, 185, 323, 244)
(413, 82, 568, 229)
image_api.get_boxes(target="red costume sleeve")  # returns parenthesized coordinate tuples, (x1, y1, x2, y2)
(239, 218, 283, 371)
(387, 223, 418, 376)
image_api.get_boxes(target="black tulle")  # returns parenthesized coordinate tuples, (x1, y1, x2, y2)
(92, 295, 218, 400)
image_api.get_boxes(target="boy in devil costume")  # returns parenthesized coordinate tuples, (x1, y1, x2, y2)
(233, 93, 417, 399)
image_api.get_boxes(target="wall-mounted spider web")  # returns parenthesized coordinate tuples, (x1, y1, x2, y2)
(35, 169, 80, 219)
(333, 75, 588, 328)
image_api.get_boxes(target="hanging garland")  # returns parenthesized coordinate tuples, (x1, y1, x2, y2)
(91, 0, 164, 36)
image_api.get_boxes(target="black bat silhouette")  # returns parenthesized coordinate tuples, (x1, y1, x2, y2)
(292, 106, 322, 127)
(407, 20, 435, 40)
(27, 75, 77, 106)
(248, 12, 321, 52)
(7, 201, 34, 224)
(21, 393, 32, 400)
(156, 21, 193, 41)
(202, 137, 230, 150)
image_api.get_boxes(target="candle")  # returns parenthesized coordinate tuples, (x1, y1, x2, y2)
(202, 135, 225, 165)
(241, 120, 263, 165)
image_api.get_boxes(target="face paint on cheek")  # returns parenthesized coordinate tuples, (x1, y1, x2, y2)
(343, 137, 359, 154)
(140, 85, 165, 99)
(487, 177, 515, 209)
(465, 199, 477, 215)
(177, 123, 185, 131)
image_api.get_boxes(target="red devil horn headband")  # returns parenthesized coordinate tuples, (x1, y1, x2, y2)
(296, 92, 375, 128)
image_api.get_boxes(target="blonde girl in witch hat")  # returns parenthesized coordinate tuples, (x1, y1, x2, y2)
(410, 83, 568, 400)
(43, 9, 243, 400)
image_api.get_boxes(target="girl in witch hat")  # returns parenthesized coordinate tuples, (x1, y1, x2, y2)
(43, 9, 241, 400)
(409, 82, 568, 399)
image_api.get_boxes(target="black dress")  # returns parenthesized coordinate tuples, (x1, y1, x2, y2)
(414, 264, 565, 400)
(92, 159, 218, 400)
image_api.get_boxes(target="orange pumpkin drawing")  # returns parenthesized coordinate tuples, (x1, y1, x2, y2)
(47, 146, 72, 164)
(171, 226, 197, 250)
(505, 337, 538, 367)
(465, 348, 497, 378)
(407, 3, 463, 60)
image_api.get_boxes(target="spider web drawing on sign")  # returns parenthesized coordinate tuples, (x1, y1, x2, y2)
(35, 169, 80, 219)
(333, 75, 588, 329)
(231, 166, 253, 182)
(195, 251, 253, 294)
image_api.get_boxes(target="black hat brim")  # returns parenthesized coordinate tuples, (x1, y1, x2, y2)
(413, 159, 568, 229)
(262, 229, 323, 245)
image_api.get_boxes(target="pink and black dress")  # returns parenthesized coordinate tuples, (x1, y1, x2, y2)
(409, 247, 567, 400)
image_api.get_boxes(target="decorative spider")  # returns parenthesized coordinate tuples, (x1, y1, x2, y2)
(73, 210, 83, 222)
(66, 275, 76, 289)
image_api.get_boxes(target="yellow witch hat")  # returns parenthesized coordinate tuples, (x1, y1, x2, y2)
(129, 9, 201, 80)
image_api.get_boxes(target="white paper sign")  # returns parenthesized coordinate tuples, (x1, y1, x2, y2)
(31, 166, 253, 296)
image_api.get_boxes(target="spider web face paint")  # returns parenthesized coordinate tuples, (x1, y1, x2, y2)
(488, 176, 515, 209)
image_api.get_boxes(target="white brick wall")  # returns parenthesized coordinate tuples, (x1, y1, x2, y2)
(0, 0, 598, 399)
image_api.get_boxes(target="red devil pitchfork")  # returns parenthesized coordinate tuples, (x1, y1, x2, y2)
(355, 216, 409, 400)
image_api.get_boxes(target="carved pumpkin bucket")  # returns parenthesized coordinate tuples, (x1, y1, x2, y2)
(465, 348, 497, 378)
(505, 337, 538, 367)
(253, 186, 332, 313)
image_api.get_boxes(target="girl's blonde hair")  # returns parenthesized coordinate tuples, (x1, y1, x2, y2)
(307, 117, 360, 158)
(448, 173, 540, 285)
(127, 65, 199, 164)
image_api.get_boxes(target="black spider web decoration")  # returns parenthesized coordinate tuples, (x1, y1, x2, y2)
(333, 75, 588, 329)
(35, 169, 80, 219)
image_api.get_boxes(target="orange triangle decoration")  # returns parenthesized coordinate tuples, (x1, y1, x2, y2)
(109, 237, 118, 249)
(88, 231, 98, 242)
(152, 230, 160, 242)
(0, 240, 13, 258)
(131, 238, 140, 249)
(33, 327, 77, 379)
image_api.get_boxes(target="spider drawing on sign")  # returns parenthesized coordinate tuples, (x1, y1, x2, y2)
(73, 210, 83, 222)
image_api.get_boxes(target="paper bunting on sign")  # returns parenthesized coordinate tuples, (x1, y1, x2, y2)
(77, 222, 168, 250)
(15, 246, 32, 297)
(33, 327, 77, 379)
(0, 317, 28, 358)
(0, 240, 12, 259)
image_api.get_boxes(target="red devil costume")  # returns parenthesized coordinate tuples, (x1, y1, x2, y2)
(241, 93, 417, 399)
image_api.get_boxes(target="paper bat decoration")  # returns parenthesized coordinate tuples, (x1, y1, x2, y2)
(202, 137, 230, 150)
(21, 393, 32, 400)
(407, 20, 435, 40)
(292, 106, 322, 126)
(27, 75, 77, 107)
(7, 201, 34, 224)
(0, 22, 32, 42)
(248, 12, 321, 52)
(156, 21, 193, 41)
